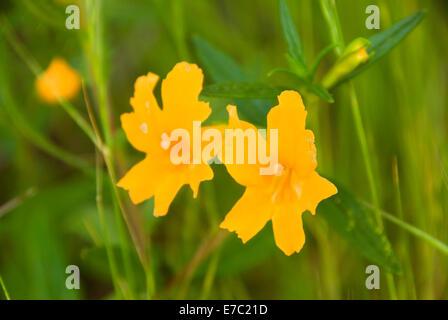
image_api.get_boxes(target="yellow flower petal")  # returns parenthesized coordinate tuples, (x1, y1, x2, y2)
(154, 170, 187, 217)
(120, 112, 155, 153)
(223, 105, 272, 187)
(187, 163, 214, 198)
(299, 171, 338, 215)
(117, 156, 170, 204)
(267, 91, 310, 170)
(220, 187, 272, 243)
(272, 204, 305, 256)
(118, 62, 214, 217)
(161, 62, 210, 128)
(36, 58, 81, 104)
(220, 90, 337, 255)
(130, 72, 161, 116)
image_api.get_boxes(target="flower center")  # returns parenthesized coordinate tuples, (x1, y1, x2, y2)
(270, 165, 302, 204)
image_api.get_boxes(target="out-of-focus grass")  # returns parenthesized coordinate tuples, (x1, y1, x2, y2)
(0, 0, 447, 299)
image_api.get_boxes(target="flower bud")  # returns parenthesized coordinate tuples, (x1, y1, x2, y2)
(322, 38, 372, 89)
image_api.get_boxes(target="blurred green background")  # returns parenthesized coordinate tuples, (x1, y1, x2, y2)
(0, 0, 447, 299)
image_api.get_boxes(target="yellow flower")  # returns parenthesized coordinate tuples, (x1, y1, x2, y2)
(117, 62, 214, 216)
(220, 90, 338, 255)
(36, 58, 81, 104)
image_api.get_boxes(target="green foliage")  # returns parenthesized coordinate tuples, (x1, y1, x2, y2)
(0, 0, 445, 300)
(337, 9, 427, 85)
(319, 187, 402, 275)
(279, 0, 307, 78)
(201, 82, 286, 100)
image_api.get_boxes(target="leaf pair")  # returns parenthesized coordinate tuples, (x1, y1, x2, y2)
(199, 0, 425, 104)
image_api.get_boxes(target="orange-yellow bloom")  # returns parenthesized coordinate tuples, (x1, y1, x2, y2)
(117, 62, 214, 216)
(36, 58, 81, 104)
(220, 90, 337, 255)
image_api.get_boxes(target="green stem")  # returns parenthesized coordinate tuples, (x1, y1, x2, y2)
(95, 152, 124, 299)
(362, 202, 448, 256)
(0, 274, 11, 300)
(83, 84, 154, 299)
(85, 0, 112, 145)
(110, 182, 136, 299)
(320, 0, 394, 298)
(172, 0, 191, 61)
(319, 0, 344, 55)
(347, 83, 383, 230)
(0, 16, 99, 149)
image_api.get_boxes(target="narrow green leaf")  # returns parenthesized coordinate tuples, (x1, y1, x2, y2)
(193, 36, 270, 126)
(193, 35, 248, 82)
(201, 82, 285, 100)
(285, 53, 308, 79)
(279, 0, 307, 73)
(307, 84, 334, 103)
(309, 43, 339, 80)
(319, 187, 402, 274)
(319, 0, 345, 55)
(339, 9, 426, 84)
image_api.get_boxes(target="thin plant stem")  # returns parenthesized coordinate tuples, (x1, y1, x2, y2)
(172, 0, 191, 61)
(361, 201, 448, 257)
(200, 251, 220, 300)
(0, 16, 100, 149)
(347, 83, 383, 230)
(82, 0, 156, 298)
(95, 150, 124, 299)
(165, 230, 228, 296)
(392, 157, 417, 299)
(319, 0, 396, 298)
(318, 0, 344, 55)
(83, 83, 154, 299)
(0, 188, 36, 219)
(84, 0, 113, 145)
(0, 274, 11, 300)
(110, 183, 136, 299)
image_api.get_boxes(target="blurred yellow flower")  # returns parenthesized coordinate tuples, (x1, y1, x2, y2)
(220, 91, 338, 255)
(35, 58, 81, 104)
(117, 62, 213, 216)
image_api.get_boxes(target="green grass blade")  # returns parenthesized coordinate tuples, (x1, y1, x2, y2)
(339, 9, 426, 84)
(319, 187, 402, 274)
(279, 0, 307, 76)
(0, 274, 11, 300)
(308, 84, 334, 103)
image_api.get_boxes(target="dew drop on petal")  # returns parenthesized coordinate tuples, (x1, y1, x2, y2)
(160, 132, 171, 150)
(140, 122, 148, 134)
(273, 163, 284, 176)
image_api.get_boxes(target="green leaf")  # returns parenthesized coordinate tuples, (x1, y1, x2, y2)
(194, 36, 270, 126)
(279, 0, 307, 75)
(339, 9, 426, 84)
(193, 35, 248, 82)
(307, 84, 333, 102)
(201, 82, 285, 100)
(307, 84, 334, 103)
(318, 187, 402, 274)
(309, 43, 339, 80)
